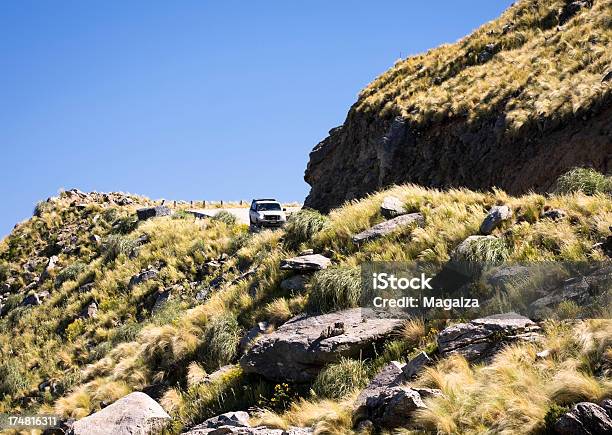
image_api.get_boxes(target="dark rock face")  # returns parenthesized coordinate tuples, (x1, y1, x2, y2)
(554, 402, 612, 435)
(136, 206, 171, 221)
(240, 308, 403, 382)
(303, 93, 611, 214)
(437, 313, 541, 363)
(68, 392, 170, 435)
(129, 269, 159, 288)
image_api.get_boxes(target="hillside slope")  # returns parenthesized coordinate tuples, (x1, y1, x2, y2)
(0, 175, 610, 433)
(304, 0, 612, 212)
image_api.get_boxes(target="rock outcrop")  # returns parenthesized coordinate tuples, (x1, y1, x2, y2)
(68, 392, 170, 435)
(137, 206, 171, 221)
(554, 402, 612, 435)
(302, 1, 610, 212)
(437, 313, 541, 363)
(240, 308, 403, 382)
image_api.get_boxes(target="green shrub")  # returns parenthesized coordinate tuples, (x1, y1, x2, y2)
(307, 267, 361, 313)
(55, 262, 87, 288)
(199, 314, 241, 369)
(555, 168, 612, 196)
(543, 404, 568, 434)
(312, 358, 369, 399)
(212, 211, 237, 226)
(101, 234, 138, 263)
(284, 209, 329, 249)
(172, 210, 193, 220)
(0, 361, 28, 396)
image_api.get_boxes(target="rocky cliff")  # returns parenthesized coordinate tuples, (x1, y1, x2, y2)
(304, 0, 612, 212)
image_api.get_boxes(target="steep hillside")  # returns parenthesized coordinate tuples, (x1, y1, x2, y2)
(304, 0, 612, 212)
(0, 172, 610, 434)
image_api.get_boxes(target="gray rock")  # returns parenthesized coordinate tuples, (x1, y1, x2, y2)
(79, 302, 98, 319)
(380, 196, 406, 219)
(542, 209, 566, 221)
(485, 265, 531, 289)
(200, 411, 250, 429)
(280, 275, 308, 292)
(298, 249, 314, 256)
(202, 365, 237, 385)
(354, 361, 406, 417)
(280, 254, 331, 272)
(238, 322, 270, 355)
(69, 392, 170, 435)
(554, 402, 612, 435)
(600, 399, 612, 417)
(240, 309, 403, 382)
(364, 386, 442, 429)
(437, 313, 541, 363)
(402, 351, 432, 379)
(529, 265, 611, 318)
(137, 206, 171, 221)
(183, 426, 311, 435)
(21, 293, 42, 306)
(352, 213, 424, 244)
(129, 269, 159, 288)
(479, 206, 512, 235)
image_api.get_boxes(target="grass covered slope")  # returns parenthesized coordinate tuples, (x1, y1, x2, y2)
(0, 174, 610, 433)
(304, 0, 611, 211)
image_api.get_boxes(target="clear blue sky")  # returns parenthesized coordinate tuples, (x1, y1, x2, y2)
(0, 0, 513, 237)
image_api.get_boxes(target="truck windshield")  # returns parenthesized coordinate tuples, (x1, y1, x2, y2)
(256, 203, 282, 211)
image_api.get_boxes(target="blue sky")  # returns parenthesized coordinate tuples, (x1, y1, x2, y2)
(0, 0, 513, 237)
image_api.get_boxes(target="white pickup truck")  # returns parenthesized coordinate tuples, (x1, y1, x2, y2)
(249, 198, 287, 229)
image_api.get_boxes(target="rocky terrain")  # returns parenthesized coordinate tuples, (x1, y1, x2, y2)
(0, 170, 610, 434)
(304, 0, 612, 212)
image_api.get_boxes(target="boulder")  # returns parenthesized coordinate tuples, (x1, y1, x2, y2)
(363, 386, 442, 429)
(240, 309, 403, 382)
(541, 209, 566, 221)
(352, 213, 424, 245)
(69, 392, 170, 435)
(129, 269, 159, 288)
(21, 293, 42, 306)
(600, 399, 612, 417)
(380, 196, 406, 219)
(529, 265, 611, 318)
(437, 313, 541, 363)
(485, 265, 531, 289)
(479, 206, 512, 235)
(199, 411, 250, 429)
(137, 206, 171, 221)
(354, 361, 406, 417)
(280, 254, 331, 272)
(280, 274, 308, 292)
(554, 402, 612, 435)
(79, 302, 98, 319)
(402, 351, 433, 379)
